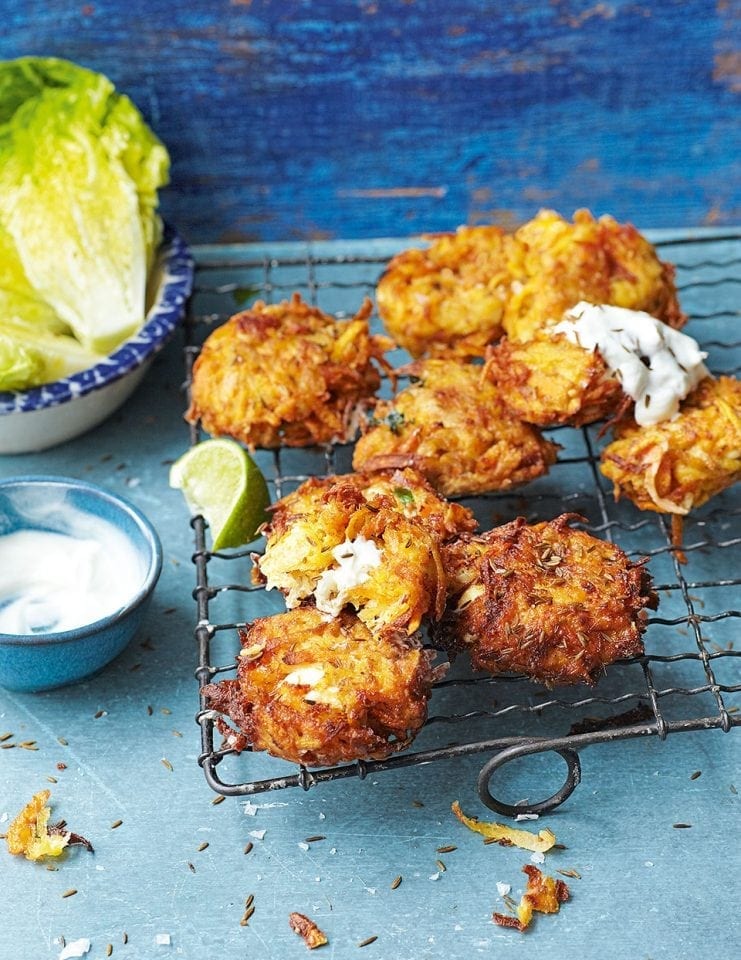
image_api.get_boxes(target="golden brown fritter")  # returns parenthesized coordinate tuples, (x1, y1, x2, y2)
(352, 359, 560, 497)
(376, 225, 514, 359)
(255, 469, 472, 638)
(435, 514, 657, 687)
(503, 209, 685, 342)
(600, 376, 741, 515)
(484, 330, 624, 427)
(186, 293, 391, 448)
(201, 607, 442, 767)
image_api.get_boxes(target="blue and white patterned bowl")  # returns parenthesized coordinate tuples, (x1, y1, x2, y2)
(0, 225, 193, 454)
(0, 476, 163, 692)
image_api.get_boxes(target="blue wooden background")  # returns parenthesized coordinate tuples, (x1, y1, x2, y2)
(4, 2, 740, 241)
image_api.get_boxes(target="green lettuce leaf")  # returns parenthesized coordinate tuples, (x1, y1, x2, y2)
(0, 57, 169, 359)
(0, 318, 103, 391)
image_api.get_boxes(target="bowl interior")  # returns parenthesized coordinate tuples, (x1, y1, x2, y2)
(0, 476, 162, 643)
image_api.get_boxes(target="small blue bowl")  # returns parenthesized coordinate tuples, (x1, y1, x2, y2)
(0, 476, 162, 692)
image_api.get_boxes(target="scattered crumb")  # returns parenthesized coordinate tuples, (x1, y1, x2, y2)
(288, 912, 328, 950)
(493, 865, 570, 932)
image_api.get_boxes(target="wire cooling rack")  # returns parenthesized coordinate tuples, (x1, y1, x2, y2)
(185, 229, 740, 814)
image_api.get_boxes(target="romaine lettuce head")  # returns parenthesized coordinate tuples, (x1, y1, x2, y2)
(0, 318, 103, 392)
(0, 57, 169, 358)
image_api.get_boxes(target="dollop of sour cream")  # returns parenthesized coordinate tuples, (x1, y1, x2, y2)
(0, 522, 146, 635)
(553, 302, 709, 426)
(314, 535, 382, 619)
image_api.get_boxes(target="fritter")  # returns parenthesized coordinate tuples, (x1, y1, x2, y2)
(435, 514, 658, 687)
(484, 330, 623, 428)
(201, 607, 442, 767)
(376, 225, 514, 359)
(503, 209, 686, 342)
(186, 293, 391, 448)
(600, 376, 741, 515)
(352, 359, 560, 497)
(255, 468, 474, 637)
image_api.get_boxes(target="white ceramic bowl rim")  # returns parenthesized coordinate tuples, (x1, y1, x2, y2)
(0, 224, 193, 415)
(0, 475, 163, 646)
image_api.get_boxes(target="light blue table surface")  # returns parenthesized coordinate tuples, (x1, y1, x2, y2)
(1, 235, 739, 960)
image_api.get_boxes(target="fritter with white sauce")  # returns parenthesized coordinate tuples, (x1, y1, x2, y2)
(201, 607, 443, 767)
(352, 359, 560, 496)
(186, 293, 391, 448)
(376, 225, 514, 359)
(435, 514, 658, 687)
(485, 330, 624, 428)
(374, 210, 684, 359)
(600, 376, 741, 516)
(255, 468, 474, 637)
(503, 209, 686, 342)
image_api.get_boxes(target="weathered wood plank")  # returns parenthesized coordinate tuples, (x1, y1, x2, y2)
(3, 1, 739, 240)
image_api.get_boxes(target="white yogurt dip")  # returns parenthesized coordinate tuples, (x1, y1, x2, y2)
(553, 302, 709, 426)
(0, 521, 146, 635)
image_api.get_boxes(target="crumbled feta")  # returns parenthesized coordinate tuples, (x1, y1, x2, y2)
(283, 665, 325, 687)
(314, 536, 382, 617)
(554, 302, 708, 426)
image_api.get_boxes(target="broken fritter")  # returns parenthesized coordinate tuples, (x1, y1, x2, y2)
(352, 359, 559, 496)
(186, 293, 391, 448)
(435, 514, 658, 686)
(255, 469, 474, 637)
(201, 607, 442, 767)
(485, 330, 623, 428)
(600, 375, 741, 517)
(376, 225, 514, 359)
(503, 208, 686, 342)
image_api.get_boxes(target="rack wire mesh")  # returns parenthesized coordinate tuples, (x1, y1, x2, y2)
(185, 230, 740, 814)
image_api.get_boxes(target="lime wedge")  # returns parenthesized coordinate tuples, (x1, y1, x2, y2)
(169, 439, 271, 550)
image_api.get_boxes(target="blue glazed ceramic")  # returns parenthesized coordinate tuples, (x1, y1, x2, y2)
(0, 224, 193, 453)
(0, 476, 162, 692)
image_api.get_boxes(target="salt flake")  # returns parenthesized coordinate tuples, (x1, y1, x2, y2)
(496, 882, 511, 897)
(515, 813, 539, 821)
(429, 872, 440, 881)
(249, 829, 267, 840)
(530, 851, 546, 865)
(298, 842, 310, 851)
(155, 933, 171, 946)
(59, 940, 91, 960)
(242, 801, 259, 817)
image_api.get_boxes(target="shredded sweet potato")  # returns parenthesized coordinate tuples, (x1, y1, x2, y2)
(493, 865, 570, 932)
(452, 801, 557, 853)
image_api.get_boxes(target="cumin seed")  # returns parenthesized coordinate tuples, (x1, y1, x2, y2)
(111, 820, 123, 830)
(690, 770, 702, 780)
(211, 795, 225, 805)
(57, 737, 68, 746)
(122, 933, 128, 944)
(435, 860, 446, 872)
(436, 844, 457, 853)
(161, 758, 173, 772)
(172, 730, 183, 738)
(47, 776, 58, 784)
(61, 888, 77, 898)
(188, 862, 196, 873)
(106, 945, 113, 957)
(19, 743, 39, 751)
(146, 705, 153, 716)
(244, 841, 254, 854)
(358, 936, 378, 948)
(304, 835, 326, 843)
(673, 823, 692, 829)
(0, 743, 14, 750)
(161, 707, 172, 715)
(245, 894, 254, 909)
(46, 864, 58, 871)
(94, 710, 106, 719)
(0, 732, 12, 742)
(240, 905, 255, 926)
(557, 868, 582, 879)
(411, 800, 424, 808)
(390, 875, 402, 890)
(197, 841, 209, 852)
